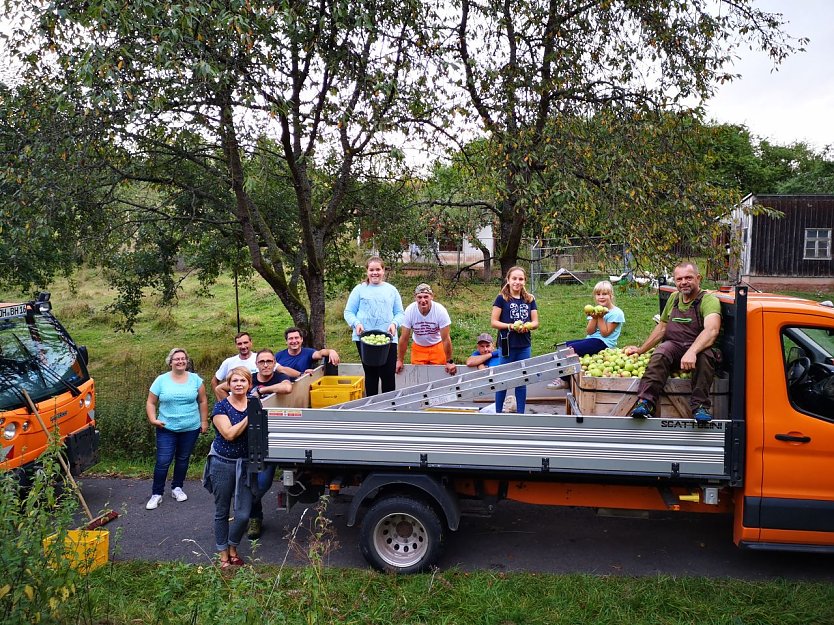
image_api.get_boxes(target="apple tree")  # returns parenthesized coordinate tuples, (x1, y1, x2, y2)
(449, 0, 802, 275)
(2, 0, 442, 345)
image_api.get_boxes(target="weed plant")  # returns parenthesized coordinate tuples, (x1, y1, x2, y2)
(0, 445, 92, 624)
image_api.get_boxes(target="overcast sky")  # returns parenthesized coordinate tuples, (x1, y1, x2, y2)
(704, 0, 834, 150)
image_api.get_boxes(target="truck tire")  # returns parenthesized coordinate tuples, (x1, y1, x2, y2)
(359, 495, 445, 573)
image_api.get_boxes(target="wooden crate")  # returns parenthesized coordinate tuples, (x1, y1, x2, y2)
(572, 373, 729, 418)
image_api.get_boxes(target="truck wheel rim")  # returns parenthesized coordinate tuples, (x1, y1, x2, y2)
(372, 512, 428, 568)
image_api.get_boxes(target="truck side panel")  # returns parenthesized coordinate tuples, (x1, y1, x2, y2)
(264, 407, 731, 481)
(739, 305, 834, 548)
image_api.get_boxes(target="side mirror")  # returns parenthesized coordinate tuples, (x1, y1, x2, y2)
(78, 345, 89, 366)
(786, 346, 806, 364)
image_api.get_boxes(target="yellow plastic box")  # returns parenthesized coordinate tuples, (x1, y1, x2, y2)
(43, 529, 109, 574)
(310, 376, 365, 408)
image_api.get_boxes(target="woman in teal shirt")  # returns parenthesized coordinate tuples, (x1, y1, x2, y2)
(145, 347, 208, 510)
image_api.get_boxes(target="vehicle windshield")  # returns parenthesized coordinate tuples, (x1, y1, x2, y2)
(0, 312, 89, 411)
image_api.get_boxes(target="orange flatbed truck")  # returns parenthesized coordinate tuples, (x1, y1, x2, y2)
(250, 286, 834, 572)
(0, 293, 98, 483)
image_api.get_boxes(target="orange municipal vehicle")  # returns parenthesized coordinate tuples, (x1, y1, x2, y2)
(250, 285, 834, 572)
(0, 293, 98, 482)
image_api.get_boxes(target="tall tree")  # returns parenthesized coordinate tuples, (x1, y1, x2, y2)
(0, 82, 114, 290)
(450, 0, 801, 274)
(3, 0, 440, 344)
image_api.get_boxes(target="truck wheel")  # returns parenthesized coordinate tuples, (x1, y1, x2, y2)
(359, 496, 445, 573)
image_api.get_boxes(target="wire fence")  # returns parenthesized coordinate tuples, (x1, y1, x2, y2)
(530, 239, 627, 292)
(393, 236, 629, 289)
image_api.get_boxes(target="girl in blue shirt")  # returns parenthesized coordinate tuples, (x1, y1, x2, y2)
(344, 256, 404, 395)
(548, 280, 625, 390)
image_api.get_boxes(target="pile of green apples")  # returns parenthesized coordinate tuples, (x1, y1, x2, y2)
(583, 304, 609, 316)
(580, 347, 652, 378)
(361, 333, 391, 345)
(580, 348, 691, 379)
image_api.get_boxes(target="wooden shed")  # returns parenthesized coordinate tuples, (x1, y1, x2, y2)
(734, 194, 834, 290)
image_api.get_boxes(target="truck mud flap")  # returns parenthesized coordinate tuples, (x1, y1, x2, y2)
(64, 426, 100, 475)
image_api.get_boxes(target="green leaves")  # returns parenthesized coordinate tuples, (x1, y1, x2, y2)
(450, 0, 799, 274)
(2, 0, 445, 342)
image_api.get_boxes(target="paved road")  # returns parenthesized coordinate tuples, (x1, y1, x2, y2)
(77, 477, 834, 581)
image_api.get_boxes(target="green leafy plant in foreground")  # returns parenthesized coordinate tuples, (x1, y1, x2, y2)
(0, 446, 83, 625)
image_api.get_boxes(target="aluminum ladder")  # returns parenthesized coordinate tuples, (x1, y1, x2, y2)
(334, 345, 580, 411)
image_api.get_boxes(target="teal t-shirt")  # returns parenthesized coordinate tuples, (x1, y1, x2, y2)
(587, 305, 625, 349)
(149, 371, 203, 432)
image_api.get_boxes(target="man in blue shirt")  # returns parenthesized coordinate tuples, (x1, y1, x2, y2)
(275, 327, 341, 378)
(466, 333, 501, 369)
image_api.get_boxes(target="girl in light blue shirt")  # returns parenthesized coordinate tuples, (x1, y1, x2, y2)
(344, 256, 404, 395)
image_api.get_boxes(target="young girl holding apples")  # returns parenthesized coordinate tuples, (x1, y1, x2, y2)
(490, 266, 539, 413)
(547, 280, 625, 389)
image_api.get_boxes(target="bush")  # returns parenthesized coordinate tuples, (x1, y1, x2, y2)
(0, 448, 85, 624)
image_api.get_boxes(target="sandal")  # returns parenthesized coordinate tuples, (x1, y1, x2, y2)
(229, 554, 245, 566)
(219, 558, 231, 569)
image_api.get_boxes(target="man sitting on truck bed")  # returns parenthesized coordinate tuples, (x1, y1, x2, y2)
(275, 327, 341, 379)
(624, 261, 721, 423)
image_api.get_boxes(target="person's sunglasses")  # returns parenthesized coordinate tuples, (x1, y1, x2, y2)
(257, 359, 275, 365)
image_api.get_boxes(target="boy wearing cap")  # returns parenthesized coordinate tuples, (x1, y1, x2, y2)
(466, 333, 501, 369)
(397, 283, 457, 375)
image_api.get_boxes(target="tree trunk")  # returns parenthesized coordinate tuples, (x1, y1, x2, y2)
(303, 268, 327, 348)
(497, 169, 525, 277)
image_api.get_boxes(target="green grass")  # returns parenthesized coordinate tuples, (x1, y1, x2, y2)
(67, 562, 834, 624)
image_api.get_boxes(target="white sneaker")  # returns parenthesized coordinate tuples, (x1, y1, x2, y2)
(546, 379, 567, 390)
(171, 487, 188, 502)
(146, 494, 163, 510)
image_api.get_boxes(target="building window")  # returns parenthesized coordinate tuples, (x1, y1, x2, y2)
(804, 228, 832, 260)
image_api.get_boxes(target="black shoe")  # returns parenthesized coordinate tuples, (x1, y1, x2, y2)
(629, 399, 655, 419)
(247, 518, 262, 539)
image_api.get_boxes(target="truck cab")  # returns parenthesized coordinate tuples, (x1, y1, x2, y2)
(0, 293, 98, 479)
(736, 292, 834, 551)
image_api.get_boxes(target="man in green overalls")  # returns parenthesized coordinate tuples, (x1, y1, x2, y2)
(623, 262, 722, 422)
